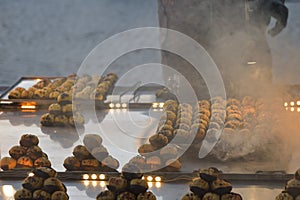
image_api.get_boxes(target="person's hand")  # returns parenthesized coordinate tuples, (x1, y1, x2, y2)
(268, 0, 288, 36)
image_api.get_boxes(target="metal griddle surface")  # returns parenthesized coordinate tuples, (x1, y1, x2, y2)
(0, 109, 299, 174)
(0, 179, 286, 199)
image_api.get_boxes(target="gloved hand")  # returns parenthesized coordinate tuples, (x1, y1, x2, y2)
(268, 0, 289, 36)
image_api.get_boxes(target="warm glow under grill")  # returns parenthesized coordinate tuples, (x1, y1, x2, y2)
(83, 174, 89, 180)
(91, 174, 97, 180)
(147, 176, 153, 182)
(155, 176, 162, 182)
(82, 173, 108, 180)
(152, 102, 159, 108)
(80, 174, 162, 188)
(108, 102, 127, 109)
(20, 102, 36, 110)
(99, 174, 106, 180)
(284, 100, 300, 112)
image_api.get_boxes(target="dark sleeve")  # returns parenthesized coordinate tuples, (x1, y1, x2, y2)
(268, 0, 289, 36)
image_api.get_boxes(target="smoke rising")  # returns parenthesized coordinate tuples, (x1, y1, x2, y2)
(159, 0, 298, 172)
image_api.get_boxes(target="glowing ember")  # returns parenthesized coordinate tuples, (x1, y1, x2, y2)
(159, 102, 165, 108)
(152, 103, 158, 108)
(147, 176, 153, 182)
(115, 103, 121, 108)
(109, 103, 114, 108)
(91, 174, 97, 180)
(155, 176, 162, 182)
(99, 174, 106, 180)
(83, 174, 89, 180)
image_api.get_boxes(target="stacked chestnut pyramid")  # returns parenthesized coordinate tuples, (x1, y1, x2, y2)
(0, 134, 51, 170)
(63, 134, 119, 172)
(14, 167, 69, 200)
(181, 167, 242, 200)
(275, 168, 300, 200)
(96, 163, 157, 200)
